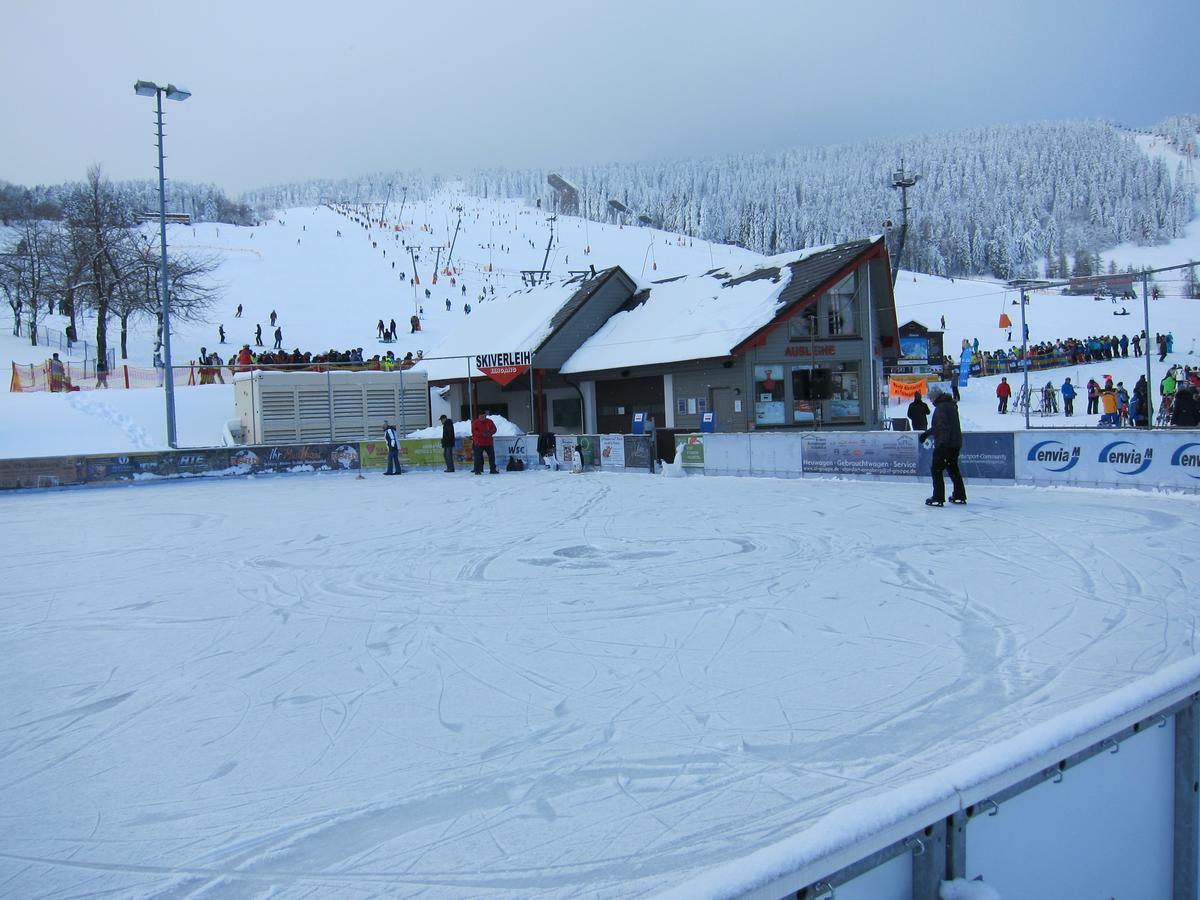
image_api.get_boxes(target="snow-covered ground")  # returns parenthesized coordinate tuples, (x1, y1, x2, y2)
(2, 470, 1198, 897)
(2, 185, 1198, 457)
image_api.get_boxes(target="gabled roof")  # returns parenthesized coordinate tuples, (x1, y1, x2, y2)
(418, 268, 624, 381)
(560, 237, 888, 375)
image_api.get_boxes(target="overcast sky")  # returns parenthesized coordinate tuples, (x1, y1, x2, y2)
(4, 0, 1196, 195)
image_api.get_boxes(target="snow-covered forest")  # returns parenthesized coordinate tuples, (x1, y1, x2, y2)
(468, 120, 1197, 280)
(0, 177, 256, 227)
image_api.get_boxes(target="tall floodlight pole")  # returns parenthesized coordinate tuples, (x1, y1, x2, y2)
(1142, 270, 1153, 430)
(1019, 287, 1030, 430)
(890, 160, 920, 286)
(135, 79, 190, 449)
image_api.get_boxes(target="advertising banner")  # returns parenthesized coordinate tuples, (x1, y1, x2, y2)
(168, 448, 234, 477)
(233, 443, 359, 474)
(623, 435, 653, 470)
(1016, 431, 1200, 490)
(801, 432, 918, 477)
(674, 434, 705, 467)
(557, 435, 580, 466)
(493, 435, 539, 469)
(599, 434, 625, 467)
(0, 455, 86, 490)
(399, 439, 445, 468)
(889, 377, 928, 399)
(575, 435, 600, 467)
(84, 452, 173, 483)
(918, 432, 1015, 480)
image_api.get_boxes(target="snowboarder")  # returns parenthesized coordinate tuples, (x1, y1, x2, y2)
(218, 324, 225, 344)
(270, 310, 277, 327)
(377, 319, 386, 339)
(919, 389, 966, 507)
(273, 326, 283, 349)
(255, 324, 263, 346)
(389, 318, 397, 340)
(410, 314, 421, 333)
(235, 303, 243, 318)
(446, 298, 452, 311)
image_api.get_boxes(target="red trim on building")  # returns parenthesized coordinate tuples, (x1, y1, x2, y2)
(730, 239, 891, 359)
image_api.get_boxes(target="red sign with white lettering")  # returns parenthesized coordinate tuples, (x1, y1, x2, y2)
(479, 365, 529, 386)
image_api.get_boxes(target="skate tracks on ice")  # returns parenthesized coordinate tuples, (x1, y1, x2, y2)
(1, 472, 1197, 897)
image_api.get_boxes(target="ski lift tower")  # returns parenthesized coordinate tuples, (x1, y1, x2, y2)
(889, 160, 920, 285)
(521, 215, 556, 286)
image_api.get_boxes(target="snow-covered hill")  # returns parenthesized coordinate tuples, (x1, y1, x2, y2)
(2, 184, 1198, 458)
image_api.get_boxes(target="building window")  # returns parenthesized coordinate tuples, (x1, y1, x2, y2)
(553, 398, 582, 429)
(826, 273, 857, 336)
(788, 305, 818, 340)
(829, 364, 862, 421)
(754, 365, 786, 425)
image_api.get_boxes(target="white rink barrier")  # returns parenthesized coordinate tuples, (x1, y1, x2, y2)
(655, 429, 1199, 493)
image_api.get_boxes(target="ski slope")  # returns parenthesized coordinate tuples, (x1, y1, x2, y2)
(1, 469, 1198, 897)
(2, 181, 1199, 457)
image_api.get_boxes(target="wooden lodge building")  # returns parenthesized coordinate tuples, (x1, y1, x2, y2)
(418, 237, 900, 436)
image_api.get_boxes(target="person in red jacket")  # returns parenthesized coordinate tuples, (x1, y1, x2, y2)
(471, 411, 499, 475)
(996, 376, 1012, 414)
(235, 344, 254, 373)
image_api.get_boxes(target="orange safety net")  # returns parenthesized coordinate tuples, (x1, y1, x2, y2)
(9, 360, 199, 393)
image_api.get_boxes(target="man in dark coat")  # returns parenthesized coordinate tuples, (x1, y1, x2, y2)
(440, 414, 456, 472)
(919, 389, 966, 507)
(906, 391, 930, 432)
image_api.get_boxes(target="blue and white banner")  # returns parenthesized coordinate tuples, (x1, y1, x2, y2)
(1016, 432, 1200, 490)
(958, 345, 973, 388)
(918, 432, 1015, 480)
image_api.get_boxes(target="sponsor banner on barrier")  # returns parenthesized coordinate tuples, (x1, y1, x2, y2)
(575, 435, 600, 467)
(623, 434, 652, 469)
(0, 455, 86, 490)
(400, 439, 446, 468)
(233, 443, 359, 474)
(1016, 431, 1200, 489)
(85, 452, 174, 483)
(599, 434, 625, 467)
(168, 449, 234, 477)
(557, 435, 580, 465)
(493, 435, 539, 469)
(674, 434, 705, 467)
(802, 432, 918, 477)
(918, 432, 1015, 480)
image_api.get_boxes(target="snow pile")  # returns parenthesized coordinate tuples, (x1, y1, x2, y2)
(404, 413, 524, 439)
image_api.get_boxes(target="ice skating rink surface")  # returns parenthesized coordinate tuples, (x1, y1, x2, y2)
(2, 470, 1198, 897)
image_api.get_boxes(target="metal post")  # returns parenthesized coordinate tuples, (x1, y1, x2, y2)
(946, 811, 968, 881)
(326, 369, 334, 442)
(1143, 270, 1153, 430)
(154, 89, 178, 448)
(1173, 701, 1198, 900)
(865, 260, 876, 427)
(398, 365, 406, 438)
(1019, 287, 1030, 430)
(528, 353, 536, 436)
(911, 820, 948, 900)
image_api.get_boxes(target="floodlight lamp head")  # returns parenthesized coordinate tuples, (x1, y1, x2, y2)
(165, 84, 191, 101)
(134, 80, 159, 97)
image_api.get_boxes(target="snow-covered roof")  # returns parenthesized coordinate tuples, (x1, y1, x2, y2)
(560, 237, 881, 374)
(416, 273, 597, 381)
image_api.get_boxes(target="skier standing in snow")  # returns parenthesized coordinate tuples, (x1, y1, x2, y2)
(273, 326, 283, 350)
(1061, 378, 1076, 417)
(996, 377, 1012, 414)
(919, 389, 966, 507)
(255, 324, 263, 346)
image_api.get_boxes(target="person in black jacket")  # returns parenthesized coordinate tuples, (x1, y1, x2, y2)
(440, 415, 456, 472)
(919, 389, 966, 507)
(906, 391, 930, 432)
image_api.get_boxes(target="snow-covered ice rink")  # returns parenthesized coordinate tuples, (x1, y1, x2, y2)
(2, 469, 1198, 897)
